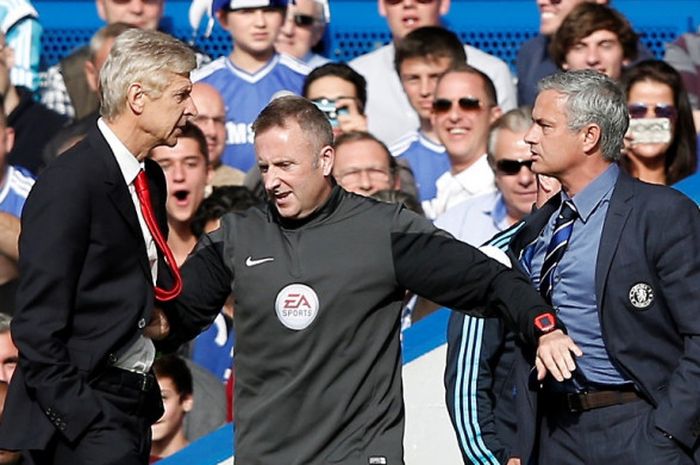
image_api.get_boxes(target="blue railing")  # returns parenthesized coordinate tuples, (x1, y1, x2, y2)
(34, 0, 700, 70)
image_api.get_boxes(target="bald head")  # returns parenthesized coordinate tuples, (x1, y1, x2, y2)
(191, 83, 228, 167)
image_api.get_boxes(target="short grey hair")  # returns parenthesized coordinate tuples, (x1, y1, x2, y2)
(253, 96, 333, 158)
(487, 106, 533, 168)
(88, 22, 135, 63)
(0, 313, 11, 334)
(538, 70, 629, 161)
(100, 29, 197, 120)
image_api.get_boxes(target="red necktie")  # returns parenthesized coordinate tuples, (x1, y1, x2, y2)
(134, 170, 182, 301)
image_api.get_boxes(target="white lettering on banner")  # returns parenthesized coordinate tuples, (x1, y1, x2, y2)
(226, 122, 254, 145)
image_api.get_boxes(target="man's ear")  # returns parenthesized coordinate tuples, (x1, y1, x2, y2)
(84, 60, 99, 93)
(392, 172, 401, 191)
(182, 394, 194, 413)
(95, 0, 107, 21)
(439, 0, 451, 16)
(581, 123, 602, 155)
(127, 83, 147, 115)
(216, 10, 229, 28)
(3, 127, 15, 154)
(319, 145, 334, 176)
(489, 105, 503, 124)
(378, 0, 387, 18)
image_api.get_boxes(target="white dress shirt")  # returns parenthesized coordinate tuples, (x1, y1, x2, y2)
(97, 118, 157, 374)
(422, 154, 496, 220)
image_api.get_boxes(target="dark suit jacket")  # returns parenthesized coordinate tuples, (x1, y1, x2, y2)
(0, 124, 169, 450)
(510, 170, 700, 462)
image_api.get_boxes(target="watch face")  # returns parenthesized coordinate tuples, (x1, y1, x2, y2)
(535, 313, 556, 332)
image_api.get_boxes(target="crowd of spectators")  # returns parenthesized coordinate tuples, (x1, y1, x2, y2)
(0, 0, 699, 462)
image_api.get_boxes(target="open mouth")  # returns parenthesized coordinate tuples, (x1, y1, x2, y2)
(173, 190, 190, 205)
(402, 15, 419, 27)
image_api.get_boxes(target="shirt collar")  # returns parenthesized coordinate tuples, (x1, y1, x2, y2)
(564, 163, 619, 223)
(490, 193, 510, 230)
(417, 132, 445, 153)
(452, 154, 495, 194)
(97, 118, 144, 186)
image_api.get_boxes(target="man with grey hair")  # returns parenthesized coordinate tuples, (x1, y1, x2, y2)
(514, 69, 700, 464)
(0, 28, 197, 465)
(157, 95, 573, 464)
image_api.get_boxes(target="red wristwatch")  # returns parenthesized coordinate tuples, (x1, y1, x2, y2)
(534, 312, 557, 337)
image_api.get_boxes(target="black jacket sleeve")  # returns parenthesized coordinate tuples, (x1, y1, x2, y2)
(160, 227, 233, 350)
(390, 208, 552, 346)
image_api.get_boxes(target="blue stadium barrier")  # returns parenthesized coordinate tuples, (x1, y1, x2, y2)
(159, 422, 234, 464)
(34, 0, 700, 71)
(674, 174, 700, 204)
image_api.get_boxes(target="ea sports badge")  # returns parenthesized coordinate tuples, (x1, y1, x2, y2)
(275, 283, 320, 330)
(628, 282, 654, 309)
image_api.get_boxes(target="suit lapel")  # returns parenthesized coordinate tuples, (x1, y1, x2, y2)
(595, 172, 634, 310)
(88, 126, 153, 282)
(510, 194, 561, 260)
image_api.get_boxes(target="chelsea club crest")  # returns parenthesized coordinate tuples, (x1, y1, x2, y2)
(628, 283, 654, 310)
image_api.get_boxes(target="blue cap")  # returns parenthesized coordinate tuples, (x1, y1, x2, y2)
(211, 0, 287, 14)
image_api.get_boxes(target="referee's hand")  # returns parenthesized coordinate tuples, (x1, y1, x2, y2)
(536, 330, 583, 382)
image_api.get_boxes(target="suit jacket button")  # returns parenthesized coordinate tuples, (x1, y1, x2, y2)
(138, 318, 146, 329)
(108, 353, 117, 364)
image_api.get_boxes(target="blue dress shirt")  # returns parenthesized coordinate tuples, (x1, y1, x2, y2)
(528, 164, 629, 386)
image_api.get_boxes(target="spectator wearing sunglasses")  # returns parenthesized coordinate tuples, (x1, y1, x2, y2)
(275, 0, 330, 69)
(421, 66, 502, 219)
(436, 108, 537, 244)
(620, 60, 697, 185)
(549, 3, 638, 81)
(349, 0, 516, 147)
(192, 0, 309, 173)
(391, 26, 466, 204)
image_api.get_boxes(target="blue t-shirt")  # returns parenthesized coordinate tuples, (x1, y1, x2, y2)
(192, 54, 309, 172)
(391, 131, 450, 202)
(0, 165, 34, 217)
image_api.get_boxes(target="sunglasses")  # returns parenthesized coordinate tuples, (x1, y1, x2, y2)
(293, 13, 317, 27)
(627, 103, 677, 120)
(432, 97, 487, 114)
(495, 159, 533, 175)
(384, 0, 435, 4)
